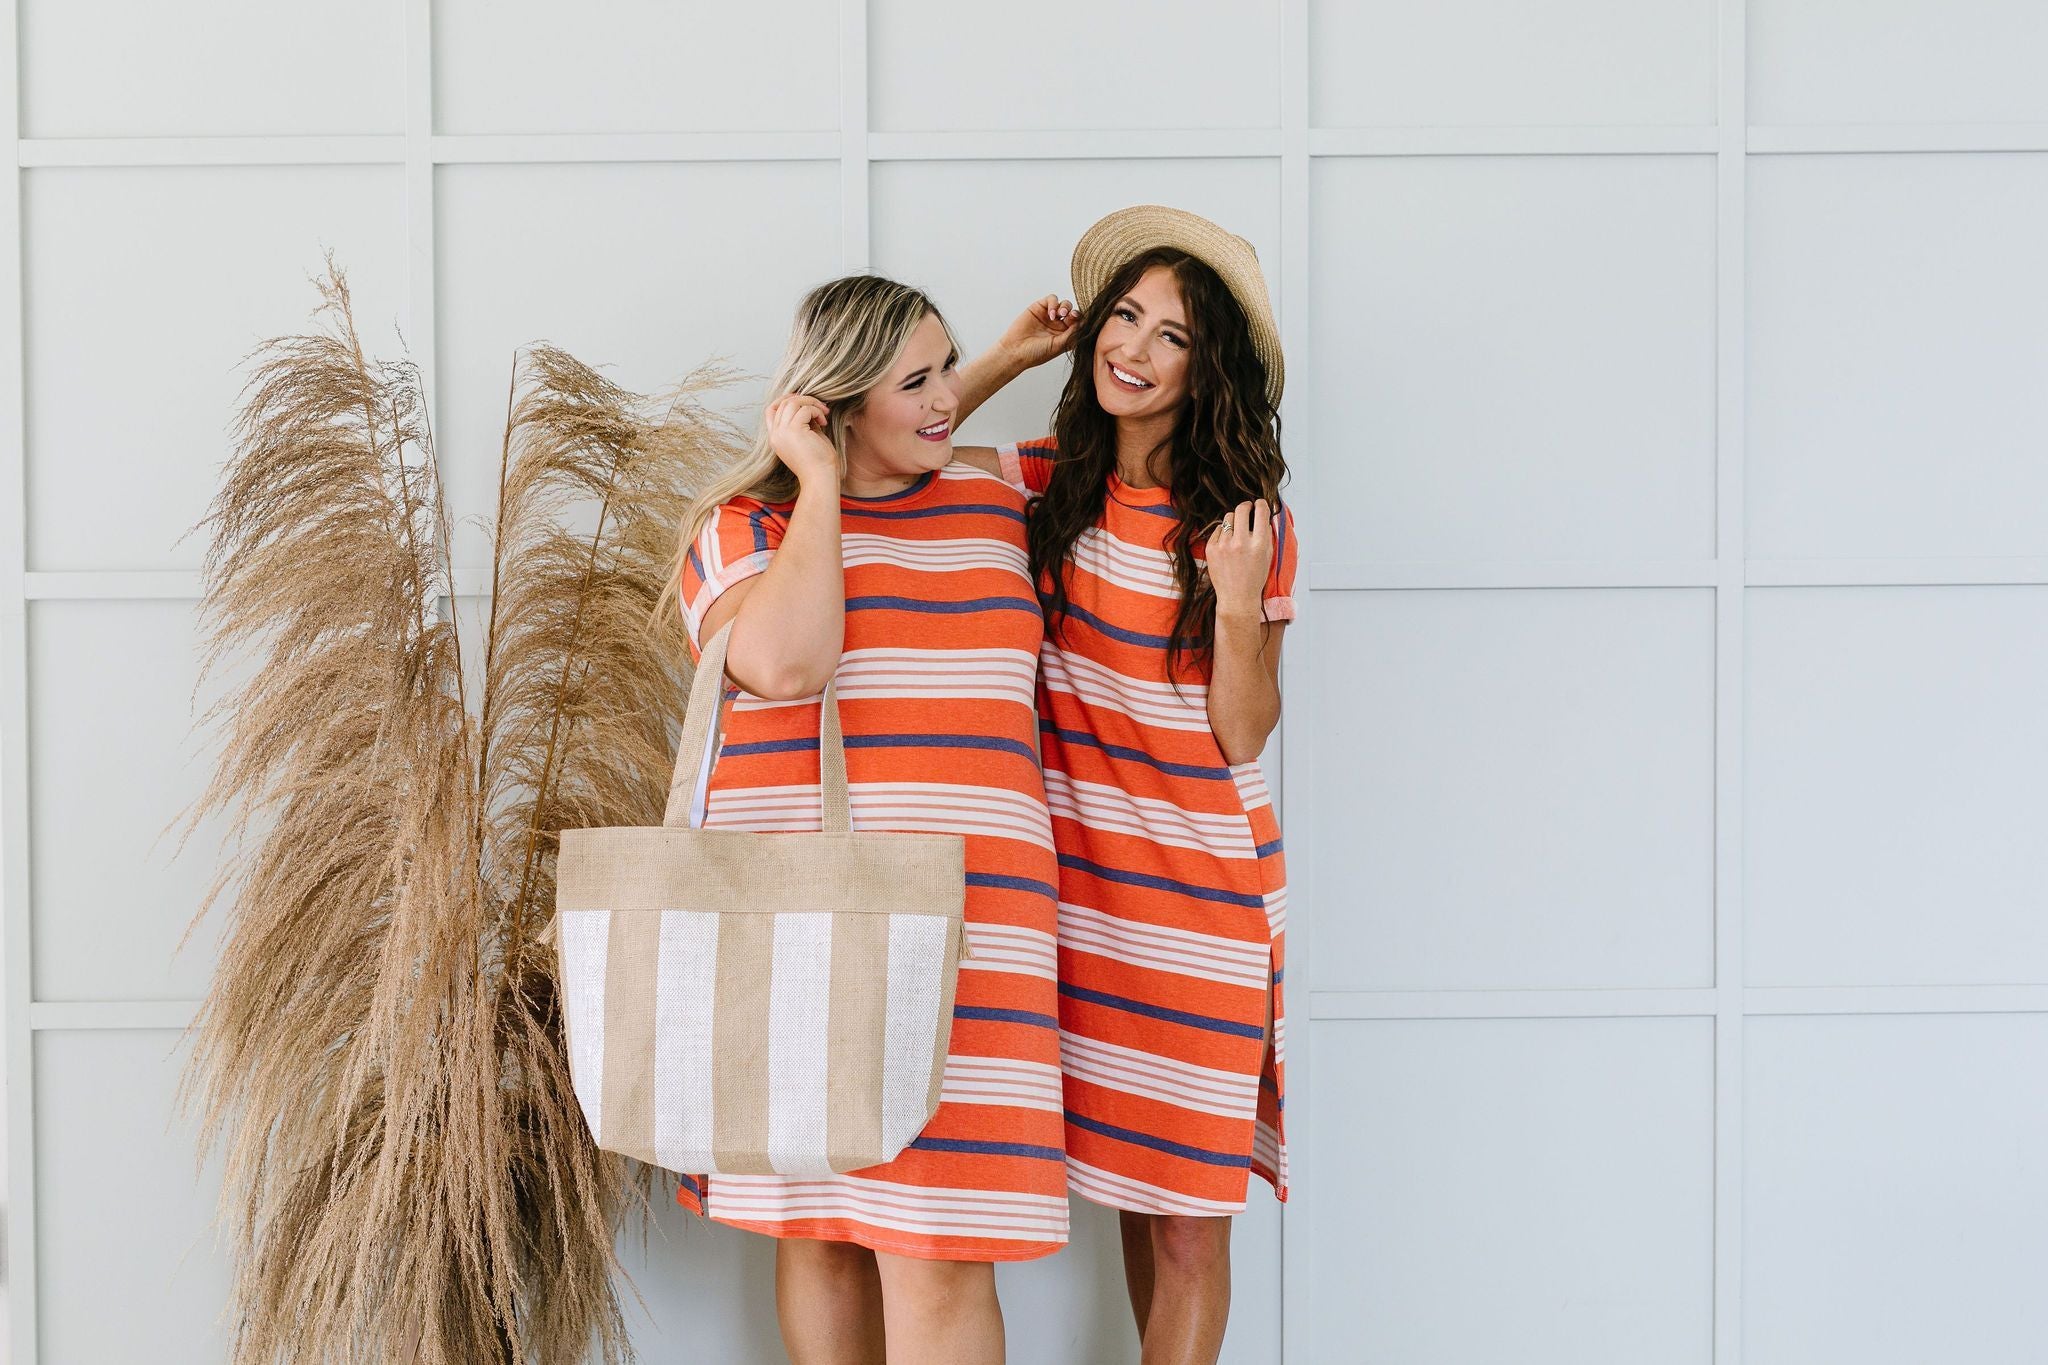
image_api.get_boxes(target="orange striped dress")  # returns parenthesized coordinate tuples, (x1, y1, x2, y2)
(999, 438, 1296, 1215)
(670, 461, 1069, 1261)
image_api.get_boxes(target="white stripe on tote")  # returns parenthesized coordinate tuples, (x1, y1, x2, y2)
(765, 912, 834, 1172)
(556, 909, 612, 1144)
(651, 909, 721, 1172)
(880, 913, 950, 1153)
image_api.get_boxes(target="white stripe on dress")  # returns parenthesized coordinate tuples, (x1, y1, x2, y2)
(1069, 526, 1181, 599)
(706, 1172, 1070, 1240)
(959, 922, 1058, 980)
(1231, 761, 1272, 811)
(940, 1055, 1065, 1113)
(1064, 1157, 1248, 1217)
(1040, 645, 1208, 731)
(703, 782, 1053, 849)
(730, 647, 1039, 709)
(1056, 900, 1270, 990)
(842, 532, 1028, 576)
(1044, 769, 1259, 860)
(1059, 1032, 1259, 1121)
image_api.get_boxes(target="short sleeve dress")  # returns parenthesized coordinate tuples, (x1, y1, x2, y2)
(998, 437, 1296, 1215)
(670, 462, 1069, 1261)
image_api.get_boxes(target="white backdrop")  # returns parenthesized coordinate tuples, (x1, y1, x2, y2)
(3, 1, 2047, 1362)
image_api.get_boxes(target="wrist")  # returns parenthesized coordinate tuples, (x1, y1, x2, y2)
(992, 340, 1040, 375)
(1214, 601, 1267, 629)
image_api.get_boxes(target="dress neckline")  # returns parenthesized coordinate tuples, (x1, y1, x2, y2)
(1108, 468, 1173, 508)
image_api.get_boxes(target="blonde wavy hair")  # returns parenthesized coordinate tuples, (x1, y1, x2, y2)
(654, 273, 960, 628)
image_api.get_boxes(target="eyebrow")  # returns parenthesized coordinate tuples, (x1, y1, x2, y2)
(1115, 295, 1189, 332)
(899, 350, 958, 383)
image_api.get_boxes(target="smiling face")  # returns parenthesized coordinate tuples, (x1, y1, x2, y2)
(841, 311, 960, 484)
(1092, 264, 1192, 421)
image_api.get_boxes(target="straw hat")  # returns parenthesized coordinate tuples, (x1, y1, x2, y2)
(1069, 204, 1284, 408)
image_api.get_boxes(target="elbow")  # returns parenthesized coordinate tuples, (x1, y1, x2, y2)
(1216, 741, 1258, 766)
(753, 657, 837, 701)
(1214, 729, 1267, 766)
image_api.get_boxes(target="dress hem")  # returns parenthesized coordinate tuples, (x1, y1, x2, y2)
(692, 1208, 1068, 1263)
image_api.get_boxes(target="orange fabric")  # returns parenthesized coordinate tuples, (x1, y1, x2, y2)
(667, 464, 1069, 1261)
(1000, 438, 1294, 1214)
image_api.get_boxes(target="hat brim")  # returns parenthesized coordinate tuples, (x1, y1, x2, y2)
(1070, 204, 1285, 408)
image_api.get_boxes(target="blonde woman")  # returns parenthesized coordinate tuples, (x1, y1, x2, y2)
(657, 275, 1067, 1365)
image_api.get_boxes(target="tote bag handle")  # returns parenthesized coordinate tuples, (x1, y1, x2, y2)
(660, 620, 852, 834)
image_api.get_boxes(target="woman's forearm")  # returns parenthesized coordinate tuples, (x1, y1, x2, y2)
(725, 480, 846, 699)
(1206, 612, 1284, 764)
(953, 344, 1031, 431)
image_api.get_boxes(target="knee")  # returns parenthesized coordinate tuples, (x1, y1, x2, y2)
(1150, 1215, 1232, 1275)
(878, 1256, 995, 1312)
(780, 1237, 876, 1285)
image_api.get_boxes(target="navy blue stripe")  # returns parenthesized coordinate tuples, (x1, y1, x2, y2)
(719, 733, 1039, 763)
(1037, 722, 1234, 782)
(848, 594, 1041, 616)
(678, 1173, 702, 1197)
(841, 502, 1025, 523)
(1128, 501, 1178, 520)
(1041, 595, 1187, 649)
(841, 470, 936, 502)
(1058, 982, 1266, 1040)
(686, 544, 706, 581)
(855, 732, 1039, 761)
(966, 871, 1060, 901)
(717, 737, 819, 757)
(1254, 838, 1285, 858)
(954, 1005, 1060, 1030)
(1064, 1110, 1252, 1168)
(909, 1135, 1065, 1162)
(1058, 853, 1268, 910)
(746, 505, 777, 552)
(1272, 966, 1284, 984)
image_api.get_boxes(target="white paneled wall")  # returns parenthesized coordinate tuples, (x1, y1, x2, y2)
(2, 2, 2045, 1364)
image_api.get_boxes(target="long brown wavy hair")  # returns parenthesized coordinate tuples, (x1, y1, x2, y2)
(1028, 246, 1290, 679)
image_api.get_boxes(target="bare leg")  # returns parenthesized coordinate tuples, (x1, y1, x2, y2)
(1132, 1214, 1233, 1365)
(873, 1250, 1005, 1365)
(774, 1237, 887, 1365)
(1120, 1208, 1158, 1338)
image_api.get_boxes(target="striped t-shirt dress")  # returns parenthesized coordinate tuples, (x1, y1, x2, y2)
(999, 438, 1297, 1215)
(671, 461, 1069, 1262)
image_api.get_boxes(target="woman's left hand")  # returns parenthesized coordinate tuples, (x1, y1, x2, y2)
(1204, 499, 1275, 616)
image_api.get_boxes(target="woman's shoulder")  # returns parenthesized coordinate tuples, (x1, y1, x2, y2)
(712, 489, 795, 523)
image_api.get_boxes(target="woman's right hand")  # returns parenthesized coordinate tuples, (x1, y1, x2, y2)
(766, 393, 840, 488)
(997, 294, 1081, 370)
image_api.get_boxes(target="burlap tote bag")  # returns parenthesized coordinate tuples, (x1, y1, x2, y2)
(553, 619, 967, 1176)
